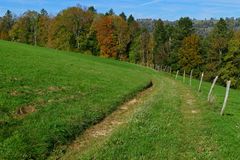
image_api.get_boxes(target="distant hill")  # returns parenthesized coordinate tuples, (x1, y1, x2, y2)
(137, 17, 240, 36)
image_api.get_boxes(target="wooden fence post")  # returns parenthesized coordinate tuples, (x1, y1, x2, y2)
(175, 70, 179, 79)
(183, 70, 186, 83)
(189, 69, 193, 86)
(221, 81, 231, 116)
(208, 76, 219, 102)
(170, 67, 172, 75)
(198, 72, 204, 92)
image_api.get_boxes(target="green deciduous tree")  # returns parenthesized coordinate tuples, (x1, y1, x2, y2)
(127, 16, 141, 63)
(170, 17, 194, 70)
(86, 26, 100, 56)
(206, 18, 232, 80)
(129, 34, 141, 63)
(220, 31, 240, 88)
(48, 7, 93, 51)
(10, 10, 39, 45)
(140, 29, 153, 66)
(152, 19, 168, 67)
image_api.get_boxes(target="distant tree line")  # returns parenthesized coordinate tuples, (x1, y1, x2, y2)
(0, 6, 240, 88)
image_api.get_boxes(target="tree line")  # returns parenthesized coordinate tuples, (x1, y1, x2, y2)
(138, 17, 240, 36)
(0, 6, 240, 88)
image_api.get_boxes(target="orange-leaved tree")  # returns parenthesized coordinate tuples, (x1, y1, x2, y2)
(93, 15, 130, 59)
(93, 16, 117, 58)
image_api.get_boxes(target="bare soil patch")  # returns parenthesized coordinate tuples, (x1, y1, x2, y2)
(16, 105, 36, 116)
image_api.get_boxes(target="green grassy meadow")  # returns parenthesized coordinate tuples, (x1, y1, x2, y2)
(1, 40, 240, 160)
(0, 40, 153, 159)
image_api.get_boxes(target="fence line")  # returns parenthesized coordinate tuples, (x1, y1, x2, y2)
(156, 66, 232, 116)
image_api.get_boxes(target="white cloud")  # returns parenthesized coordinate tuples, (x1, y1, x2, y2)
(139, 0, 161, 6)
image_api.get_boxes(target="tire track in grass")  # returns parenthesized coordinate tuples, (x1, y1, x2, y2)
(48, 82, 154, 160)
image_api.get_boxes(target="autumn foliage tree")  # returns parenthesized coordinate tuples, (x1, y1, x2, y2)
(0, 10, 14, 40)
(93, 16, 116, 58)
(93, 15, 130, 59)
(37, 9, 50, 47)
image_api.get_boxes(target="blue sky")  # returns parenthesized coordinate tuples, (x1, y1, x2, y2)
(1, 0, 240, 20)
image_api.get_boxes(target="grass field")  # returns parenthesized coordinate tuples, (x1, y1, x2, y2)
(0, 40, 153, 159)
(1, 40, 240, 160)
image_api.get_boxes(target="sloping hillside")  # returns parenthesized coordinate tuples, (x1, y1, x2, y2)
(0, 40, 153, 159)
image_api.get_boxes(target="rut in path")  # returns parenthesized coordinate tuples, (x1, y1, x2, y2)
(175, 81, 217, 159)
(49, 84, 154, 160)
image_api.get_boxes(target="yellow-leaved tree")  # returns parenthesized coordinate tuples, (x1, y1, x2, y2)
(178, 34, 203, 75)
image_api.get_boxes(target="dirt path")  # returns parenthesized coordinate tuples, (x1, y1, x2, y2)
(48, 84, 154, 160)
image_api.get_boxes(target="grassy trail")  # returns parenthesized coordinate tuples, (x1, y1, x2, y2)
(59, 75, 220, 159)
(176, 81, 217, 159)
